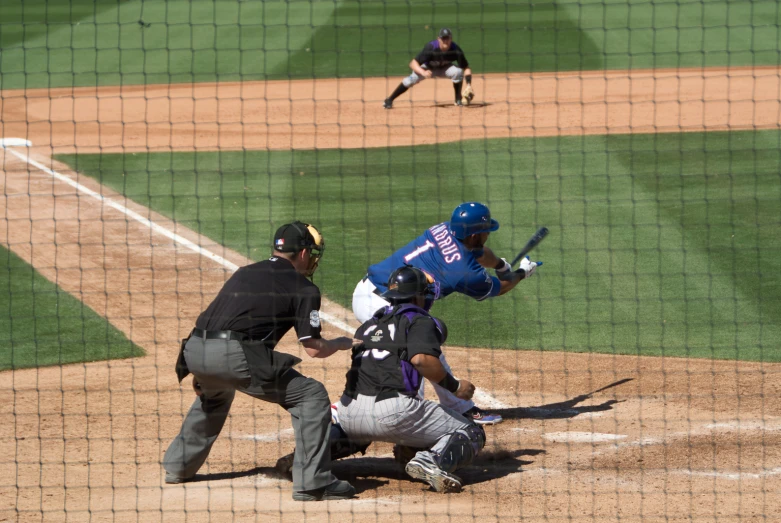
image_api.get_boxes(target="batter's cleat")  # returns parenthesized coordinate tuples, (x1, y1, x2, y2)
(405, 454, 462, 493)
(164, 472, 194, 484)
(275, 452, 294, 477)
(454, 99, 463, 106)
(462, 406, 503, 425)
(383, 99, 393, 109)
(292, 479, 356, 501)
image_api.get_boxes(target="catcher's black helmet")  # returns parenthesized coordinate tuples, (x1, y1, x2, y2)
(381, 266, 430, 301)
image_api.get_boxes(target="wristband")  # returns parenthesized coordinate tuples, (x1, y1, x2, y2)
(437, 373, 460, 393)
(495, 258, 511, 273)
(497, 269, 523, 283)
(466, 74, 472, 85)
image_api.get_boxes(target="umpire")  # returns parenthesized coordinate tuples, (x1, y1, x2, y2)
(163, 221, 357, 501)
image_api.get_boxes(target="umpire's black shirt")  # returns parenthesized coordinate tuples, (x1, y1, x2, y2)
(195, 256, 322, 347)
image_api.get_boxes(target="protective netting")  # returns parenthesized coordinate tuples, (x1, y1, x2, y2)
(1, 0, 779, 521)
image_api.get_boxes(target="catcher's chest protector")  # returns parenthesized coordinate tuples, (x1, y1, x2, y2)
(345, 304, 432, 399)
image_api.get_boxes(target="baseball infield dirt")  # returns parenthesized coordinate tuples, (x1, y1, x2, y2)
(1, 67, 780, 522)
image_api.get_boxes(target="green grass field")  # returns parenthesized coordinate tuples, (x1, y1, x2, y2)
(57, 130, 781, 361)
(1, 0, 779, 89)
(0, 246, 143, 370)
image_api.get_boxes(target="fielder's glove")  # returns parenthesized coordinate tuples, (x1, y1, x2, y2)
(462, 83, 475, 105)
(519, 256, 542, 278)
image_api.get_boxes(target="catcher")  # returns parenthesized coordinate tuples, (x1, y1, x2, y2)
(277, 266, 486, 493)
(383, 28, 475, 109)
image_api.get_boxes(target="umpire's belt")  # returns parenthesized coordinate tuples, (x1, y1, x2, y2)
(191, 328, 251, 342)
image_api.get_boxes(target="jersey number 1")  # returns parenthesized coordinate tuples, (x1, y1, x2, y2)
(403, 240, 435, 263)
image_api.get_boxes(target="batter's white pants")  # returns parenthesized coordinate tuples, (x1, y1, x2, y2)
(402, 64, 464, 88)
(351, 278, 474, 414)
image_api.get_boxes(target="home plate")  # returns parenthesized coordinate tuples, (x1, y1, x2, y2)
(544, 431, 628, 443)
(0, 138, 32, 147)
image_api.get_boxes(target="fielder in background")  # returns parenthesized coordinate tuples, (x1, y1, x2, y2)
(383, 28, 475, 109)
(339, 266, 486, 493)
(164, 221, 358, 502)
(352, 202, 542, 425)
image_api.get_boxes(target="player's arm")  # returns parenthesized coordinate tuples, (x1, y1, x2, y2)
(476, 246, 502, 269)
(476, 248, 539, 296)
(410, 356, 473, 400)
(407, 319, 474, 400)
(412, 44, 434, 77)
(301, 337, 360, 358)
(409, 58, 431, 78)
(295, 285, 360, 358)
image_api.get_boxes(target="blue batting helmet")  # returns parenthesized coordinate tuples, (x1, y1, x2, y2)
(448, 202, 499, 240)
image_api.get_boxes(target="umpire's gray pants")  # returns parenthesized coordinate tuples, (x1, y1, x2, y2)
(337, 393, 472, 462)
(163, 337, 336, 492)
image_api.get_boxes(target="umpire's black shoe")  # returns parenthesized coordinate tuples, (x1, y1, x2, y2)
(383, 98, 393, 109)
(165, 472, 194, 484)
(292, 480, 356, 501)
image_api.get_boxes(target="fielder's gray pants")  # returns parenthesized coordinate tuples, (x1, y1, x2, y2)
(163, 337, 336, 492)
(402, 64, 464, 87)
(337, 393, 472, 463)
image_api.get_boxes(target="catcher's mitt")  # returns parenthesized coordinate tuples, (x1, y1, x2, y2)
(461, 84, 475, 105)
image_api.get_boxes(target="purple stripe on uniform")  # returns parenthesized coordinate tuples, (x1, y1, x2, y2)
(430, 40, 440, 50)
(400, 360, 422, 395)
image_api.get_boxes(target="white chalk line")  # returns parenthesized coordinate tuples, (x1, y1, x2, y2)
(234, 428, 295, 442)
(2, 141, 508, 409)
(1, 144, 352, 334)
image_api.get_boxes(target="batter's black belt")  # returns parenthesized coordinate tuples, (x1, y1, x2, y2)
(361, 275, 386, 298)
(190, 328, 254, 342)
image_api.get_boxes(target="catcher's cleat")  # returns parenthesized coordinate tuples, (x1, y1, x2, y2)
(383, 99, 393, 109)
(462, 406, 502, 425)
(406, 454, 462, 493)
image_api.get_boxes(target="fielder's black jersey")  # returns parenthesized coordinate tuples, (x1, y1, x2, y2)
(415, 40, 469, 70)
(343, 304, 445, 399)
(195, 257, 322, 345)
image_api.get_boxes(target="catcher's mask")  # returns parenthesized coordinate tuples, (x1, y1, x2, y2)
(273, 221, 325, 278)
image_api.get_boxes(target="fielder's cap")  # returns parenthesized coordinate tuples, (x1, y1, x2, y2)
(273, 221, 323, 253)
(438, 28, 452, 39)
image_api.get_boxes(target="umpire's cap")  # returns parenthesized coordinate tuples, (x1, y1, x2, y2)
(449, 202, 500, 240)
(381, 266, 430, 301)
(273, 221, 324, 254)
(438, 28, 452, 39)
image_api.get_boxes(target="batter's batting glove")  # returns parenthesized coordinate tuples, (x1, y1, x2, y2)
(519, 256, 542, 278)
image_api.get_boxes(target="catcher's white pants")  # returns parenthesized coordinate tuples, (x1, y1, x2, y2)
(337, 393, 472, 452)
(402, 64, 463, 87)
(350, 277, 474, 414)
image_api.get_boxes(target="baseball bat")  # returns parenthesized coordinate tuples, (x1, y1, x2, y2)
(509, 227, 549, 267)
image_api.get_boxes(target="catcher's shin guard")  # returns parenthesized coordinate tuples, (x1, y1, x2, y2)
(330, 422, 371, 460)
(433, 424, 486, 473)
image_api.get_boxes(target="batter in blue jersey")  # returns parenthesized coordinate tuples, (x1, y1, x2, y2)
(367, 221, 500, 302)
(351, 202, 542, 425)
